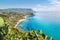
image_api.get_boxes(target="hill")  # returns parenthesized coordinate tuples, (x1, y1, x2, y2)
(0, 8, 35, 13)
(0, 8, 35, 28)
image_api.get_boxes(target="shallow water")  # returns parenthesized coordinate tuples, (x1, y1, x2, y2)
(17, 12, 60, 40)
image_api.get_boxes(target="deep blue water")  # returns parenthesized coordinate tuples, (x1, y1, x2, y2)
(17, 13, 60, 40)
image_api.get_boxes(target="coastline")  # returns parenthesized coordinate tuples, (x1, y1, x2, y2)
(14, 18, 25, 28)
(14, 15, 28, 28)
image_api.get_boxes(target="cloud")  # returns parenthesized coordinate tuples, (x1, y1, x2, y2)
(32, 0, 60, 22)
(32, 4, 60, 11)
(49, 0, 60, 5)
(32, 0, 60, 11)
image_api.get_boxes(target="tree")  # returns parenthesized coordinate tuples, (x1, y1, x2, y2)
(0, 17, 4, 27)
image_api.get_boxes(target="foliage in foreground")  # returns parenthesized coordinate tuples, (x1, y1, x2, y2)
(0, 24, 53, 40)
(0, 17, 4, 27)
(0, 17, 53, 40)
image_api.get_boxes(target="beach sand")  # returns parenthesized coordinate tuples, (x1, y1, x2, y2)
(14, 19, 25, 28)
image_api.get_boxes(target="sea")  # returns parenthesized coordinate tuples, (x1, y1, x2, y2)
(17, 12, 60, 40)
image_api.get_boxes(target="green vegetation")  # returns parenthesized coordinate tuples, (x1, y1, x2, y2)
(0, 24, 53, 40)
(0, 12, 34, 28)
(0, 17, 4, 27)
(0, 12, 53, 40)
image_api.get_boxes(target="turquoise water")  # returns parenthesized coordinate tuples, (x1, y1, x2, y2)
(18, 13, 60, 40)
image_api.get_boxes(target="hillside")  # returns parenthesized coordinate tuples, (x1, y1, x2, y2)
(0, 8, 35, 13)
(0, 8, 35, 28)
(0, 8, 53, 40)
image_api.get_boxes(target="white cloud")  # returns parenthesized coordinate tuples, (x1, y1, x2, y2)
(32, 0, 60, 11)
(32, 0, 60, 22)
(32, 4, 60, 11)
(49, 0, 60, 4)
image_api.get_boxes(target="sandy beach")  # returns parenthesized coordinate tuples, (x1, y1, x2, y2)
(14, 19, 25, 28)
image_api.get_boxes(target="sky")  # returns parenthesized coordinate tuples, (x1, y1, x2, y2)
(0, 0, 60, 11)
(0, 0, 60, 23)
(0, 0, 50, 9)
